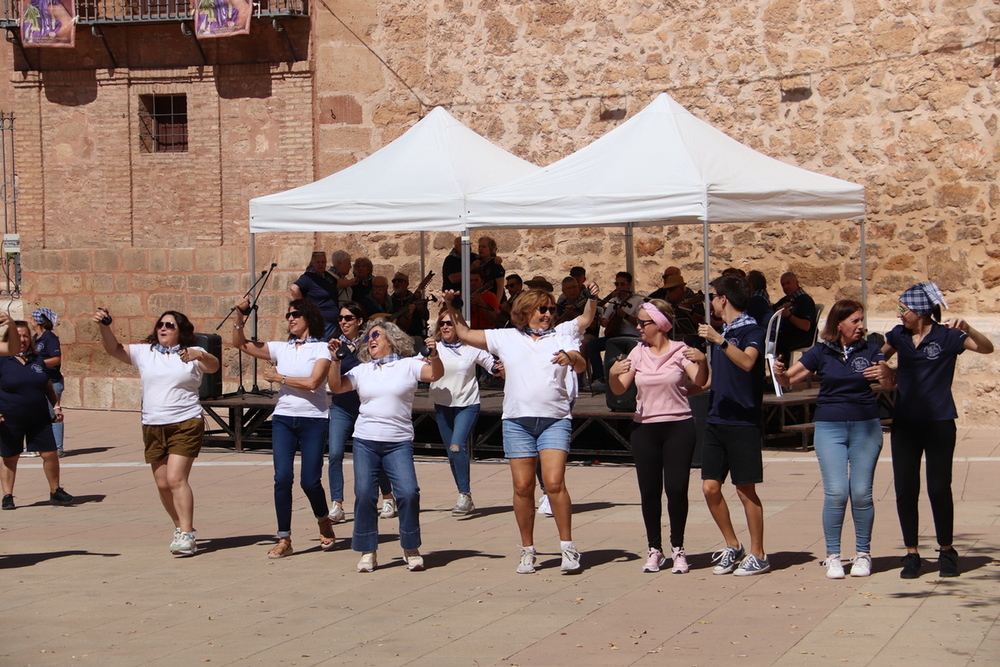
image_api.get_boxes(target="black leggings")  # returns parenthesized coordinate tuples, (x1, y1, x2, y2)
(891, 419, 956, 548)
(631, 419, 696, 551)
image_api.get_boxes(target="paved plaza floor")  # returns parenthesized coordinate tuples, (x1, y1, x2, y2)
(2, 409, 999, 666)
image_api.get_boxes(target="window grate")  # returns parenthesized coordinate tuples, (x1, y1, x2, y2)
(139, 94, 188, 154)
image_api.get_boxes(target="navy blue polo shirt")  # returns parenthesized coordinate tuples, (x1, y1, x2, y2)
(0, 355, 52, 418)
(886, 323, 967, 421)
(707, 321, 766, 426)
(293, 270, 340, 324)
(799, 339, 884, 421)
(33, 331, 63, 383)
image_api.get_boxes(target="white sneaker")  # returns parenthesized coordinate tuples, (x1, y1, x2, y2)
(357, 551, 377, 572)
(403, 549, 425, 571)
(851, 552, 872, 577)
(822, 554, 845, 579)
(171, 530, 197, 556)
(379, 498, 396, 519)
(517, 546, 537, 574)
(21, 450, 39, 458)
(537, 495, 552, 516)
(561, 545, 582, 573)
(328, 501, 346, 524)
(452, 493, 475, 516)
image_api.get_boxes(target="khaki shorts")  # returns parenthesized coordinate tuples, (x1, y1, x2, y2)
(142, 417, 204, 464)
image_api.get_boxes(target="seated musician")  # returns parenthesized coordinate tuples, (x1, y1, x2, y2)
(360, 276, 393, 319)
(588, 271, 644, 391)
(390, 272, 430, 337)
(468, 269, 500, 329)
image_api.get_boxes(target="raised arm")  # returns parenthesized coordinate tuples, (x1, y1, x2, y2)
(698, 323, 760, 373)
(420, 339, 445, 382)
(945, 318, 995, 354)
(93, 309, 131, 365)
(231, 296, 272, 361)
(0, 313, 19, 355)
(442, 290, 489, 350)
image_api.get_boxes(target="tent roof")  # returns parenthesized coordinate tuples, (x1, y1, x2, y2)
(249, 107, 538, 234)
(465, 93, 865, 228)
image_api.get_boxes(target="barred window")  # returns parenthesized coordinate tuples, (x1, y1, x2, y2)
(139, 94, 188, 154)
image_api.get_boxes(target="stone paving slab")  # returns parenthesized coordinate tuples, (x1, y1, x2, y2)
(1, 409, 998, 666)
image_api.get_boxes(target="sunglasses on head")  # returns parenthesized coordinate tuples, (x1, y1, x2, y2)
(285, 311, 303, 320)
(156, 321, 177, 330)
(537, 305, 555, 315)
(338, 315, 357, 322)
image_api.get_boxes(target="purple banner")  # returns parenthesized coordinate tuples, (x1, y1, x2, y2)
(194, 0, 252, 39)
(20, 0, 76, 48)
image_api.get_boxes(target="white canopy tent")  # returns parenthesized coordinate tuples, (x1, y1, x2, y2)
(465, 92, 867, 311)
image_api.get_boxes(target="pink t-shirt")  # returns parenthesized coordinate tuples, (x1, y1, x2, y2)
(627, 340, 694, 423)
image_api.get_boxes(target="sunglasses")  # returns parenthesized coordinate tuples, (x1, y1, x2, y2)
(537, 305, 555, 315)
(367, 330, 382, 342)
(637, 319, 658, 328)
(439, 320, 454, 326)
(155, 321, 177, 330)
(614, 282, 628, 287)
(708, 293, 718, 301)
(391, 278, 406, 283)
(338, 315, 357, 322)
(285, 311, 303, 320)
(897, 304, 910, 314)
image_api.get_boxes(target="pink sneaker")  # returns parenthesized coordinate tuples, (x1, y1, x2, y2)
(671, 546, 690, 574)
(642, 548, 666, 573)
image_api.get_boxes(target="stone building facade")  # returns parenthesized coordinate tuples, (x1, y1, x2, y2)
(1, 0, 998, 421)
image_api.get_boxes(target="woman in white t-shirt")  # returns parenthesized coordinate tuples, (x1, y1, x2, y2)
(442, 288, 587, 576)
(328, 319, 443, 573)
(428, 310, 498, 517)
(95, 309, 220, 557)
(609, 299, 708, 575)
(233, 297, 333, 559)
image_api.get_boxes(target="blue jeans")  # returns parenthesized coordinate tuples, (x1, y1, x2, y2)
(271, 414, 329, 537)
(352, 437, 420, 552)
(49, 381, 64, 452)
(501, 418, 572, 458)
(434, 403, 481, 495)
(328, 404, 392, 503)
(813, 419, 883, 554)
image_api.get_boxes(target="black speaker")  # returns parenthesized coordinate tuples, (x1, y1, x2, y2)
(604, 336, 640, 412)
(195, 332, 223, 399)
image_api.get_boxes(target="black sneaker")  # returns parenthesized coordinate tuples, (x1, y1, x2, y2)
(938, 548, 959, 578)
(900, 552, 921, 579)
(49, 487, 74, 506)
(2, 494, 14, 510)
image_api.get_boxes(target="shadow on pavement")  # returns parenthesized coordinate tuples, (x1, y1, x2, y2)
(197, 534, 278, 554)
(0, 549, 119, 569)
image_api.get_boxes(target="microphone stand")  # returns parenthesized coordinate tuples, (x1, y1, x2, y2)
(216, 263, 277, 396)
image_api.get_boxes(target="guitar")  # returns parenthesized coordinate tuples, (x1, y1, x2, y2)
(370, 271, 436, 325)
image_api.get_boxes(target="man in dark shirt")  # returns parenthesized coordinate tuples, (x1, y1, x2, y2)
(360, 276, 394, 319)
(698, 275, 769, 577)
(389, 272, 429, 337)
(290, 251, 340, 337)
(442, 236, 480, 293)
(773, 272, 817, 363)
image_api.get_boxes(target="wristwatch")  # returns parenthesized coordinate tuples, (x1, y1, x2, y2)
(719, 339, 729, 351)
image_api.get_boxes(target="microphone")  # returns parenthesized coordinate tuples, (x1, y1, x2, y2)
(416, 342, 432, 357)
(335, 346, 349, 361)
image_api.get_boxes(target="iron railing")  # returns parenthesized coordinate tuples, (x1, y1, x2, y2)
(0, 0, 306, 27)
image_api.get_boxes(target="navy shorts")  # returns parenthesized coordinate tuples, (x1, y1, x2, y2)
(0, 417, 57, 458)
(700, 423, 763, 486)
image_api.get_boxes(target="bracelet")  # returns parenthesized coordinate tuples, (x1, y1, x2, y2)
(53, 406, 63, 410)
(281, 376, 287, 385)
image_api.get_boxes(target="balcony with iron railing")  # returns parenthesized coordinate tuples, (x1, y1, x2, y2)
(0, 0, 307, 28)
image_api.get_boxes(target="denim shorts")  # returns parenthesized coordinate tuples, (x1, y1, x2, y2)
(501, 417, 571, 459)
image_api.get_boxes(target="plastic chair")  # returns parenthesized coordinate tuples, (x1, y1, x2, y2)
(763, 310, 784, 395)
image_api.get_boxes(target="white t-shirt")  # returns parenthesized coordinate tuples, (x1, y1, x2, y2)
(485, 328, 578, 419)
(266, 341, 332, 418)
(428, 345, 495, 407)
(129, 344, 205, 426)
(346, 357, 425, 441)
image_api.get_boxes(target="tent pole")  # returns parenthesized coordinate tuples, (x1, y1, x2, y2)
(703, 220, 711, 361)
(624, 223, 634, 276)
(419, 231, 425, 278)
(461, 228, 471, 323)
(860, 218, 868, 328)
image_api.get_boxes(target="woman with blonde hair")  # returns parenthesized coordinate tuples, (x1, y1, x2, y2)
(609, 299, 708, 573)
(774, 300, 892, 579)
(329, 318, 443, 572)
(443, 287, 587, 575)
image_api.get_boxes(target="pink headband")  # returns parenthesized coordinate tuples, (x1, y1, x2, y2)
(641, 302, 673, 333)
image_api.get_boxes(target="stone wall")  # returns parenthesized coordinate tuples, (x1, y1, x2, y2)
(3, 0, 999, 422)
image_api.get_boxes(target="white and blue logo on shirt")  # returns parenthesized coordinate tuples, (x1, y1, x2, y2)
(31, 362, 45, 374)
(850, 357, 870, 373)
(924, 342, 943, 360)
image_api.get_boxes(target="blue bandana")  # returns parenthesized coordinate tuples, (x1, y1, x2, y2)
(288, 337, 324, 345)
(721, 312, 757, 337)
(900, 282, 948, 315)
(32, 308, 58, 327)
(820, 338, 861, 360)
(154, 344, 182, 355)
(372, 353, 403, 366)
(442, 340, 463, 349)
(339, 334, 362, 348)
(522, 327, 556, 338)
